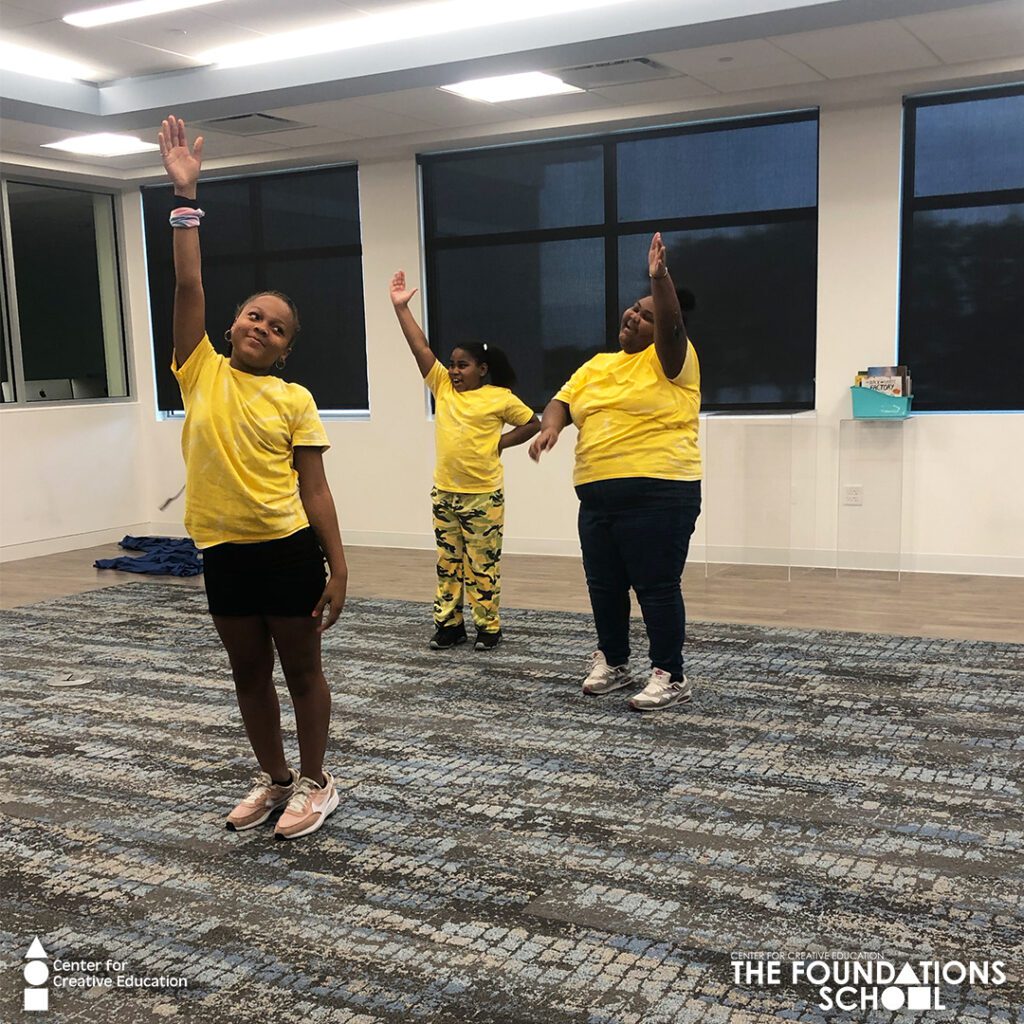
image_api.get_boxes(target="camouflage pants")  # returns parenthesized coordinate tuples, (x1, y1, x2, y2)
(431, 487, 504, 632)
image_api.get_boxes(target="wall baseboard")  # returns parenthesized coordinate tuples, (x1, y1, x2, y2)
(3, 527, 1020, 578)
(0, 524, 152, 563)
(339, 531, 583, 557)
(897, 551, 1024, 577)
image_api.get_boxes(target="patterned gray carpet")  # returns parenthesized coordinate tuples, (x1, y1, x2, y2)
(1, 583, 1021, 1023)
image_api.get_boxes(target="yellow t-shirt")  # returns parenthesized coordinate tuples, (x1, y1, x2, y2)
(426, 360, 536, 493)
(554, 341, 702, 487)
(172, 336, 330, 548)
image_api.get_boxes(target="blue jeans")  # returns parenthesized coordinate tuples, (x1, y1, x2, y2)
(576, 478, 702, 681)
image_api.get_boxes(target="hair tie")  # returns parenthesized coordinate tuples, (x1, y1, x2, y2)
(169, 207, 204, 229)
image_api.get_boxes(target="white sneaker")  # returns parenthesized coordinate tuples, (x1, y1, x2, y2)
(582, 651, 633, 695)
(629, 668, 692, 711)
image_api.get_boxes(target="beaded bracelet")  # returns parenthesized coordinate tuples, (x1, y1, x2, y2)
(169, 207, 204, 229)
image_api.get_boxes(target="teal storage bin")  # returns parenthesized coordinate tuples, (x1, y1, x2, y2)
(850, 386, 912, 419)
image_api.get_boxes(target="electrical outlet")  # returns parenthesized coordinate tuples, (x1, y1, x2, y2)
(843, 485, 864, 507)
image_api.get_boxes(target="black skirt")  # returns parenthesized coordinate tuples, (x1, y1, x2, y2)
(202, 527, 327, 617)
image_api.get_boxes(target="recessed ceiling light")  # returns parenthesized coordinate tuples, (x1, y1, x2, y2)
(441, 72, 584, 103)
(200, 0, 641, 69)
(43, 134, 160, 157)
(0, 41, 97, 82)
(64, 0, 229, 28)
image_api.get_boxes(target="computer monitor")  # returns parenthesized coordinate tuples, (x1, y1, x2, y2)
(26, 379, 74, 401)
(71, 377, 108, 399)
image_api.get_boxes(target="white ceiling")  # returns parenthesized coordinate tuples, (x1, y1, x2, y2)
(0, 0, 1022, 179)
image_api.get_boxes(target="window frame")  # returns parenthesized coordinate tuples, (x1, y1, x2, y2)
(419, 109, 819, 414)
(0, 175, 132, 409)
(141, 160, 369, 418)
(899, 83, 1024, 413)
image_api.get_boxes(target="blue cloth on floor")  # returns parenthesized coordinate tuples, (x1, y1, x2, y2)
(95, 535, 203, 577)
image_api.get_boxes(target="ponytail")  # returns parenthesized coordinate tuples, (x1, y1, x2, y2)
(457, 341, 517, 389)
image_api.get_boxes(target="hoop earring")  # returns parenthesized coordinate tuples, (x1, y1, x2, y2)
(223, 330, 232, 342)
(275, 357, 287, 370)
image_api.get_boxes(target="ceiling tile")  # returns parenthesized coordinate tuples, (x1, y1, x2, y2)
(202, 0, 353, 34)
(346, 0, 425, 12)
(0, 3, 60, 29)
(590, 76, 719, 105)
(2, 0, 80, 16)
(0, 117, 74, 149)
(0, 119, 297, 166)
(900, 1, 1024, 64)
(0, 116, 163, 167)
(267, 98, 441, 137)
(174, 127, 294, 156)
(769, 20, 942, 79)
(688, 61, 824, 92)
(207, 125, 357, 148)
(5, 20, 197, 79)
(651, 38, 812, 76)
(104, 11, 265, 57)
(361, 87, 524, 128)
(502, 90, 619, 117)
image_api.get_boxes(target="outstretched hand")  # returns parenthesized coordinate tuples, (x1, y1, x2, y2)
(390, 270, 418, 309)
(529, 427, 559, 462)
(158, 114, 203, 194)
(648, 231, 668, 279)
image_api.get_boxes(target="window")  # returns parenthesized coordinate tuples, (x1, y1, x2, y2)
(900, 86, 1024, 411)
(142, 164, 368, 414)
(0, 181, 127, 404)
(420, 112, 818, 411)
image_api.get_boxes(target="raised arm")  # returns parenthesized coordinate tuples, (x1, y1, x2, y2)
(648, 232, 687, 380)
(528, 399, 570, 461)
(389, 271, 438, 378)
(158, 115, 206, 368)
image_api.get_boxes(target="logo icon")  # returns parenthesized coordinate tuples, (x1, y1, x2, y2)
(24, 936, 49, 1012)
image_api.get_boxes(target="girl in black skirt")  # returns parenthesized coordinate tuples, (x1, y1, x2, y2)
(160, 114, 347, 841)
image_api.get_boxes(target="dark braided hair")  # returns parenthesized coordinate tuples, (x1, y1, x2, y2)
(454, 341, 517, 389)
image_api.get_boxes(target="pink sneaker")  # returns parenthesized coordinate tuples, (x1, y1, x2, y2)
(274, 771, 339, 840)
(226, 768, 297, 831)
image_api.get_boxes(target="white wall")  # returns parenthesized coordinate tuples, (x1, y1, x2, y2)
(0, 402, 152, 555)
(3, 96, 1023, 574)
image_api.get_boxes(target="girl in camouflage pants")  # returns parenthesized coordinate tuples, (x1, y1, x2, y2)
(390, 271, 540, 650)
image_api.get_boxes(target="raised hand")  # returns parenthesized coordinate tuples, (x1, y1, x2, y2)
(158, 114, 204, 195)
(648, 231, 668, 279)
(390, 270, 418, 309)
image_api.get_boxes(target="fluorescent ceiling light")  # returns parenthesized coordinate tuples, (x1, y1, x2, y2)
(201, 0, 640, 68)
(64, 0, 229, 28)
(0, 42, 97, 82)
(441, 72, 583, 103)
(43, 134, 160, 157)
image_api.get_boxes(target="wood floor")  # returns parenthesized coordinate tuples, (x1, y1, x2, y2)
(2, 543, 1022, 643)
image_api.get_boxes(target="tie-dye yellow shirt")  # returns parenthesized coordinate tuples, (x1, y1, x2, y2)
(426, 360, 536, 493)
(172, 336, 329, 549)
(555, 341, 701, 487)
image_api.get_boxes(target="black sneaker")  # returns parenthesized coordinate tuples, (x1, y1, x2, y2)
(430, 623, 467, 650)
(474, 629, 503, 651)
